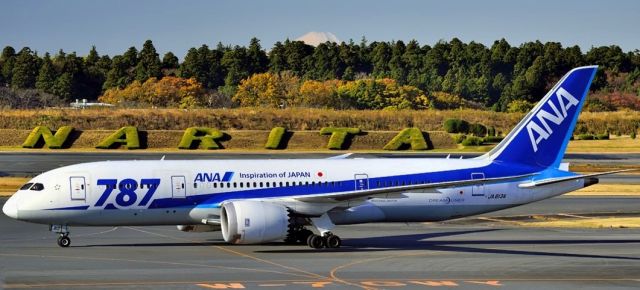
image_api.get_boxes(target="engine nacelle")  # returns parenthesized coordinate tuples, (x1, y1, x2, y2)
(176, 224, 220, 232)
(221, 200, 290, 244)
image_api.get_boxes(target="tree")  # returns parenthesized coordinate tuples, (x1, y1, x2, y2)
(247, 37, 268, 75)
(389, 40, 407, 84)
(232, 72, 300, 107)
(1, 46, 15, 62)
(268, 41, 287, 73)
(122, 46, 138, 68)
(99, 76, 205, 107)
(85, 46, 100, 67)
(11, 47, 39, 89)
(371, 42, 391, 78)
(36, 53, 56, 93)
(507, 99, 535, 113)
(403, 40, 424, 88)
(282, 40, 314, 76)
(180, 45, 224, 89)
(162, 52, 179, 70)
(221, 46, 249, 86)
(299, 79, 344, 108)
(0, 46, 16, 85)
(135, 40, 162, 81)
(52, 73, 73, 100)
(103, 56, 131, 89)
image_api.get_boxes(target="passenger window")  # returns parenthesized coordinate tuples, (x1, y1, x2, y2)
(259, 182, 263, 187)
(20, 183, 33, 190)
(30, 183, 44, 191)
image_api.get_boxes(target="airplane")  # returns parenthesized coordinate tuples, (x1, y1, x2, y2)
(2, 65, 627, 249)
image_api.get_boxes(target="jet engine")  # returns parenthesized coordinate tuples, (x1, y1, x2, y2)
(220, 200, 294, 244)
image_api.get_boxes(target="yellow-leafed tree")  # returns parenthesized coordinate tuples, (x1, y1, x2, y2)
(233, 72, 300, 107)
(99, 77, 205, 108)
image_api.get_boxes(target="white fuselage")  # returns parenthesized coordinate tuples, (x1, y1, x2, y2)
(6, 158, 584, 227)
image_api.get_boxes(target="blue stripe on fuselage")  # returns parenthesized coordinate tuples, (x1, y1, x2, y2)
(149, 161, 541, 209)
(44, 161, 544, 211)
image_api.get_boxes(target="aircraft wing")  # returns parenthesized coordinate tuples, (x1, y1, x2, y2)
(294, 173, 536, 203)
(517, 169, 635, 188)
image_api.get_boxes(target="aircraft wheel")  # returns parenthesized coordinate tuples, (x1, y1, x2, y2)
(298, 229, 313, 244)
(307, 234, 324, 249)
(57, 236, 71, 247)
(326, 235, 341, 248)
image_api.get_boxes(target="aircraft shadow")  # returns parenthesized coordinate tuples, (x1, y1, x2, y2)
(75, 228, 640, 261)
(256, 229, 640, 261)
(75, 242, 223, 247)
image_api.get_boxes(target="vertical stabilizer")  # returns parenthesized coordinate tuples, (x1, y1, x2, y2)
(486, 66, 598, 168)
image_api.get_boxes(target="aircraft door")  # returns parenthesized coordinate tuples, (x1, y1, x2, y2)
(69, 176, 86, 200)
(354, 174, 369, 190)
(471, 173, 485, 197)
(171, 176, 186, 198)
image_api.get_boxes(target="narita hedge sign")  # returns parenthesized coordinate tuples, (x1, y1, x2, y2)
(21, 126, 431, 151)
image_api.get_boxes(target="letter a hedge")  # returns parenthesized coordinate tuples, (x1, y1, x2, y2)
(383, 128, 428, 150)
(178, 127, 225, 149)
(95, 126, 140, 149)
(22, 126, 74, 149)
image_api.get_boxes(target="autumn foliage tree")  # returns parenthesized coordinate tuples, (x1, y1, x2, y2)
(336, 78, 430, 110)
(232, 72, 300, 107)
(299, 79, 343, 108)
(98, 76, 204, 108)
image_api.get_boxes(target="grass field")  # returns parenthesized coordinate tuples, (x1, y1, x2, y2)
(0, 177, 28, 196)
(567, 136, 640, 153)
(1, 108, 639, 135)
(0, 129, 637, 152)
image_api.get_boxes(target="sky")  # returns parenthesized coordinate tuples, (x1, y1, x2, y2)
(1, 0, 639, 58)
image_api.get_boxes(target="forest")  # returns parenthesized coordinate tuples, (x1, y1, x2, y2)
(1, 38, 639, 112)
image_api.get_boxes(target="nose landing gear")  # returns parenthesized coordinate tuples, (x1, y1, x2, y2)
(50, 224, 71, 247)
(57, 234, 71, 247)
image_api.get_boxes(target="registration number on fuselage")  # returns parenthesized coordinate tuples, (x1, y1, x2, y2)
(486, 193, 507, 199)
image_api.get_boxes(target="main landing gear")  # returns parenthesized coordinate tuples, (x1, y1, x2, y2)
(50, 224, 71, 247)
(306, 232, 341, 249)
(305, 213, 341, 249)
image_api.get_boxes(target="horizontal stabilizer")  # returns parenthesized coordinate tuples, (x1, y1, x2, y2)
(517, 169, 635, 188)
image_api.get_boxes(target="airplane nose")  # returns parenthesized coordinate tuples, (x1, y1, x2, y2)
(2, 195, 18, 219)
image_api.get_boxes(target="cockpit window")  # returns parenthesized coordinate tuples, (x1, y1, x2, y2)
(30, 183, 44, 191)
(20, 183, 33, 190)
